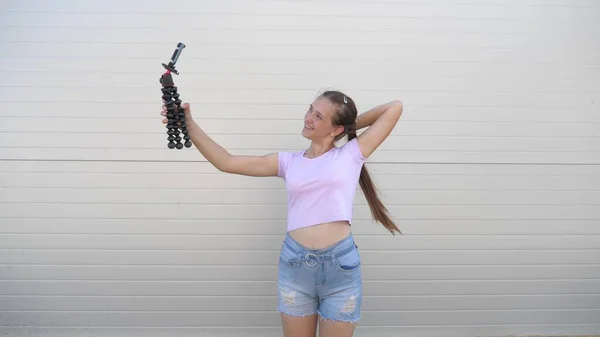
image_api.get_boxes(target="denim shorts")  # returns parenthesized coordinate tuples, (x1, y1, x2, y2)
(277, 233, 362, 323)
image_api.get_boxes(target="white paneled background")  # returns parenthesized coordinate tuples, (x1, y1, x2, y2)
(0, 0, 599, 336)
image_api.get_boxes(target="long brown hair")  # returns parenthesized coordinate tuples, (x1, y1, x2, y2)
(320, 90, 402, 235)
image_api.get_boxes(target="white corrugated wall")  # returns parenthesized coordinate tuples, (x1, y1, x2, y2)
(1, 0, 599, 336)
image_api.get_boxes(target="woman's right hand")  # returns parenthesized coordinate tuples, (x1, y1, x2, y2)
(161, 101, 193, 124)
(160, 101, 168, 124)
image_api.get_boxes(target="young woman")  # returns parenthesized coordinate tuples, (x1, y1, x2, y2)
(161, 90, 403, 337)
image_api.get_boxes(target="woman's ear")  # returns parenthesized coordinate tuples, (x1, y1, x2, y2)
(332, 125, 345, 137)
(332, 125, 346, 141)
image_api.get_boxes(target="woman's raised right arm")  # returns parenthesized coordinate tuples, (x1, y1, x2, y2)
(162, 102, 279, 177)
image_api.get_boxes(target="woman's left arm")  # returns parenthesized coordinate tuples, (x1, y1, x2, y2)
(356, 100, 403, 158)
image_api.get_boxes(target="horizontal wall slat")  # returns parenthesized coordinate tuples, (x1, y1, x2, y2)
(4, 74, 600, 95)
(2, 326, 600, 337)
(3, 188, 599, 205)
(0, 203, 597, 220)
(0, 309, 598, 327)
(1, 249, 598, 266)
(1, 160, 598, 175)
(2, 233, 599, 250)
(3, 26, 599, 51)
(2, 294, 599, 311)
(2, 279, 598, 296)
(2, 57, 599, 79)
(2, 172, 597, 190)
(3, 0, 599, 19)
(1, 219, 599, 236)
(2, 10, 599, 35)
(3, 117, 597, 137)
(4, 102, 598, 123)
(3, 42, 600, 66)
(3, 147, 598, 163)
(2, 265, 600, 281)
(3, 133, 598, 153)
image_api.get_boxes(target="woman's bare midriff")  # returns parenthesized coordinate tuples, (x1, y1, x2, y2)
(288, 220, 352, 250)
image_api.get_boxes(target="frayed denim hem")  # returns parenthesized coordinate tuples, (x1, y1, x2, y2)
(317, 309, 360, 324)
(278, 308, 318, 318)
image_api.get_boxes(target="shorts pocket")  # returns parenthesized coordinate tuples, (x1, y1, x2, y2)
(279, 242, 301, 268)
(335, 245, 361, 272)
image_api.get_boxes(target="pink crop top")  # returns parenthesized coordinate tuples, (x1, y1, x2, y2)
(277, 138, 367, 232)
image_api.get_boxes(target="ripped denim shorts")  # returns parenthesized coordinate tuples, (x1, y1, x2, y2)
(277, 232, 362, 323)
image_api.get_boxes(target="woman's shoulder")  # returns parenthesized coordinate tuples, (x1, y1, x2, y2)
(339, 138, 367, 163)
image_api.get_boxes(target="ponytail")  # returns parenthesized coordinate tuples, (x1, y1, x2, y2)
(347, 128, 402, 235)
(321, 89, 401, 235)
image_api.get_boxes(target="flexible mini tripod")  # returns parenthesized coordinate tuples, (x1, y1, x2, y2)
(160, 42, 192, 149)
